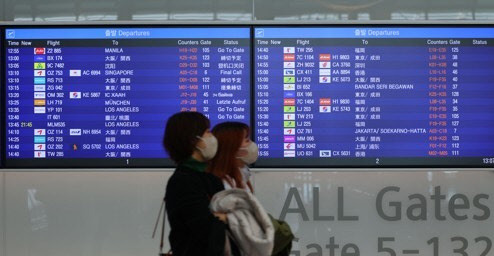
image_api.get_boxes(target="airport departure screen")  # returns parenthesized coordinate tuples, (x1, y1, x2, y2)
(5, 27, 250, 167)
(254, 27, 494, 167)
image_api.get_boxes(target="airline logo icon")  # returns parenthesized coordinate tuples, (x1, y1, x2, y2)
(34, 107, 46, 114)
(283, 106, 295, 113)
(70, 70, 82, 77)
(319, 106, 331, 113)
(319, 98, 331, 105)
(319, 69, 331, 76)
(319, 150, 332, 157)
(283, 69, 295, 76)
(34, 56, 46, 62)
(34, 92, 46, 99)
(34, 144, 46, 150)
(284, 114, 295, 120)
(283, 47, 295, 53)
(70, 92, 81, 99)
(34, 78, 46, 84)
(34, 62, 46, 69)
(319, 62, 331, 68)
(319, 54, 331, 61)
(284, 136, 296, 143)
(283, 84, 295, 91)
(283, 54, 295, 61)
(284, 143, 296, 150)
(34, 99, 46, 106)
(34, 70, 46, 76)
(319, 76, 331, 83)
(34, 151, 46, 158)
(284, 121, 295, 128)
(34, 48, 45, 55)
(34, 85, 46, 91)
(34, 129, 46, 136)
(284, 91, 295, 98)
(284, 151, 295, 157)
(283, 98, 295, 106)
(284, 77, 295, 83)
(283, 128, 295, 135)
(284, 62, 295, 68)
(70, 129, 82, 136)
(34, 136, 46, 143)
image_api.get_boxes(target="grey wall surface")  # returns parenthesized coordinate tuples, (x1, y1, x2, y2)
(1, 172, 5, 256)
(3, 172, 171, 256)
(1, 170, 493, 256)
(1, 0, 494, 21)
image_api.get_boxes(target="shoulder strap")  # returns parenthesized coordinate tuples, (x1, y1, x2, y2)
(246, 180, 254, 194)
(152, 197, 167, 254)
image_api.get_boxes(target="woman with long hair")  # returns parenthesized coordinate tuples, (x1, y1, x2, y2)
(208, 122, 258, 192)
(208, 122, 294, 256)
(163, 112, 238, 255)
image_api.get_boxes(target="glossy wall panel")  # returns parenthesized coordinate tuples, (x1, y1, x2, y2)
(254, 170, 494, 255)
(0, 0, 253, 21)
(4, 172, 172, 256)
(3, 170, 494, 256)
(253, 0, 494, 20)
(3, 0, 494, 21)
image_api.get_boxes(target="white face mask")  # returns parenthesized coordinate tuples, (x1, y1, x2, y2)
(196, 135, 218, 161)
(237, 141, 259, 165)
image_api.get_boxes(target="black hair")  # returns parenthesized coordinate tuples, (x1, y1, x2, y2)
(163, 112, 210, 164)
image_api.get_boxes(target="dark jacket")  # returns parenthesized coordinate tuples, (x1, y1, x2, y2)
(165, 159, 239, 256)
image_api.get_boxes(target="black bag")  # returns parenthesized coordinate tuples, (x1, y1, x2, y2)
(152, 197, 173, 256)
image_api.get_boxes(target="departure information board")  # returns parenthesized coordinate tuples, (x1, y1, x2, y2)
(4, 27, 250, 167)
(254, 27, 494, 167)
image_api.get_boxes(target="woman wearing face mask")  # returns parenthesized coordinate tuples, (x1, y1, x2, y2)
(209, 122, 294, 256)
(208, 122, 258, 192)
(163, 112, 239, 256)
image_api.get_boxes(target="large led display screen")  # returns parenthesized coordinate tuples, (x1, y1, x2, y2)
(4, 27, 250, 167)
(254, 26, 494, 167)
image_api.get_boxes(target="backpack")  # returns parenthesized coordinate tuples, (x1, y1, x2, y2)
(269, 214, 294, 256)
